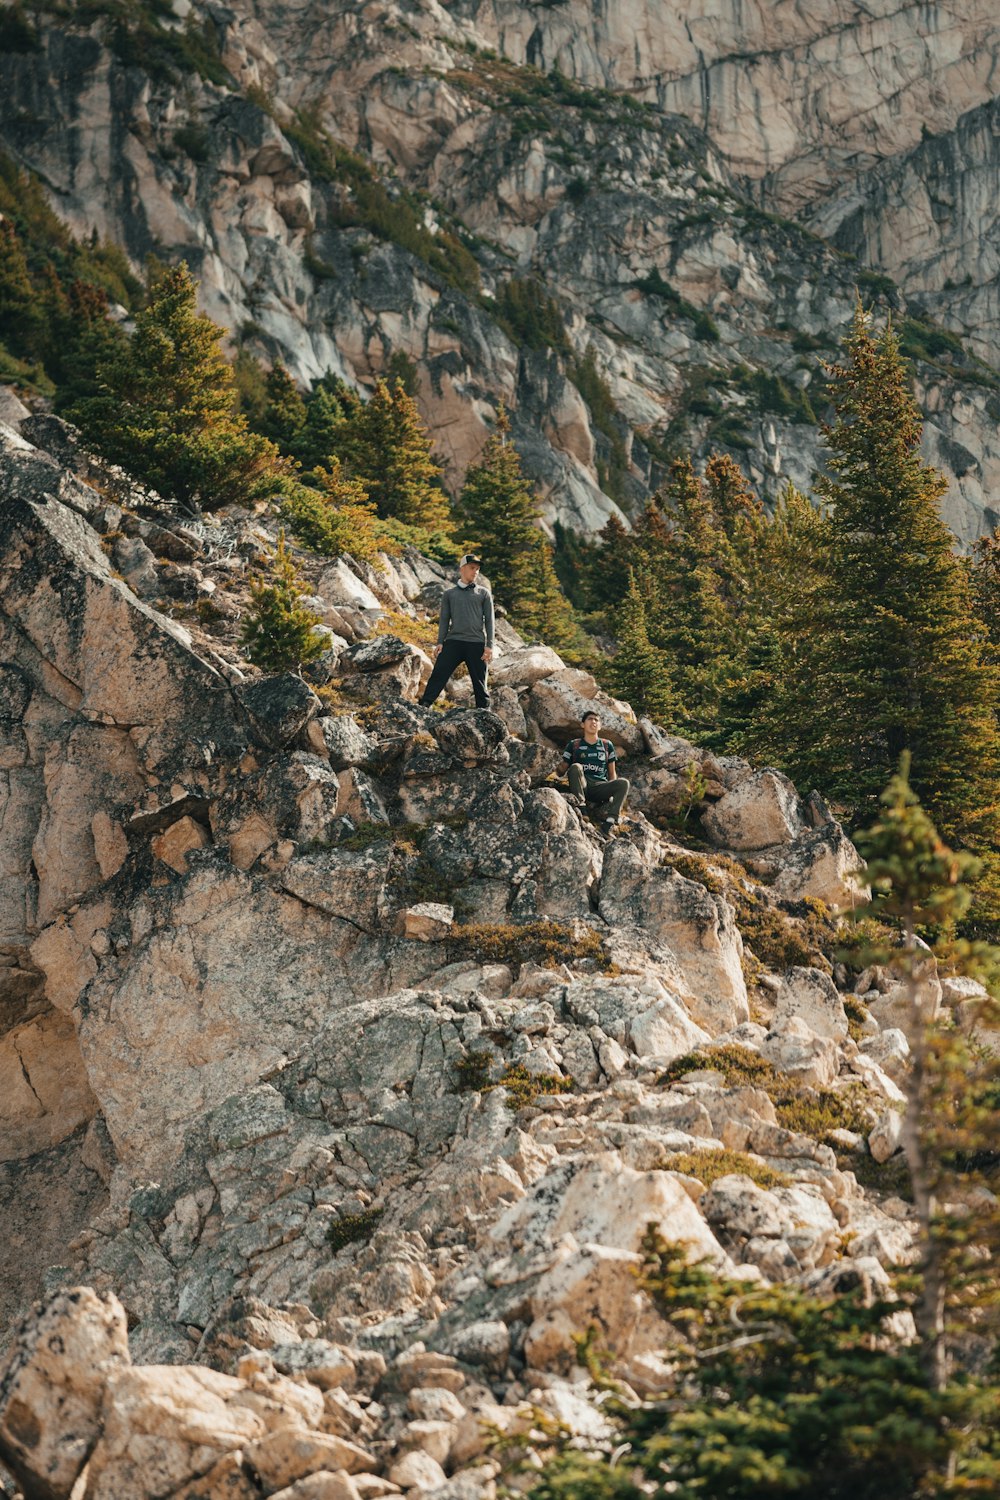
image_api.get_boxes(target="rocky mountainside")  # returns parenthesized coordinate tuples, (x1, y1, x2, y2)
(3, 0, 1000, 539)
(1, 408, 971, 1499)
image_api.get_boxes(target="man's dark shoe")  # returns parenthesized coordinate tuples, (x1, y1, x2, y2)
(601, 817, 616, 835)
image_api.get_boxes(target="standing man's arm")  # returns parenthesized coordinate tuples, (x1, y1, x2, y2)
(434, 591, 451, 657)
(482, 590, 495, 662)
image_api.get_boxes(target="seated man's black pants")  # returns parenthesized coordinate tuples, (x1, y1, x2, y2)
(420, 639, 491, 709)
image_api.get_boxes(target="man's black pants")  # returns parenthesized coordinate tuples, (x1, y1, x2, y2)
(420, 639, 491, 709)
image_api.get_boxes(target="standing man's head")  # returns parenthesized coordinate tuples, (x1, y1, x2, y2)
(459, 552, 481, 586)
(581, 709, 601, 740)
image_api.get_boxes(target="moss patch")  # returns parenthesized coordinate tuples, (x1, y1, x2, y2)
(487, 1063, 573, 1111)
(664, 1148, 791, 1190)
(662, 1045, 876, 1143)
(327, 1207, 383, 1252)
(447, 920, 612, 973)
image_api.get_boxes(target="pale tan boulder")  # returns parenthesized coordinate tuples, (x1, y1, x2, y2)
(387, 1449, 446, 1492)
(703, 770, 803, 850)
(401, 903, 454, 941)
(270, 1474, 363, 1500)
(773, 967, 849, 1041)
(489, 645, 565, 688)
(74, 868, 353, 1174)
(868, 1108, 904, 1164)
(522, 1242, 669, 1375)
(29, 896, 113, 1013)
(151, 815, 210, 874)
(761, 1016, 840, 1088)
(83, 1365, 278, 1500)
(0, 1007, 96, 1161)
(527, 670, 644, 753)
(599, 843, 748, 1033)
(246, 1428, 377, 1490)
(772, 823, 868, 911)
(0, 1286, 130, 1500)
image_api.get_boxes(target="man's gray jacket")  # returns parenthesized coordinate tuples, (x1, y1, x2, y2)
(437, 583, 495, 647)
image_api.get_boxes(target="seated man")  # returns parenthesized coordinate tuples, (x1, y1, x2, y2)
(563, 709, 630, 833)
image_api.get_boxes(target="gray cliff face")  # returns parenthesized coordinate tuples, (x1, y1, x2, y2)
(809, 96, 1000, 373)
(1, 1, 1000, 541)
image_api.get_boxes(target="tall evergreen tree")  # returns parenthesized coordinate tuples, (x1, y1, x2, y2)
(586, 511, 635, 615)
(336, 377, 450, 531)
(799, 301, 1000, 841)
(516, 538, 580, 653)
(71, 262, 284, 511)
(0, 220, 45, 359)
(647, 457, 738, 736)
(295, 383, 348, 474)
(720, 481, 828, 759)
(607, 569, 678, 724)
(458, 405, 543, 611)
(259, 362, 307, 454)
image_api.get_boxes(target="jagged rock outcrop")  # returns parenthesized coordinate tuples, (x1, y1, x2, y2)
(0, 420, 944, 1499)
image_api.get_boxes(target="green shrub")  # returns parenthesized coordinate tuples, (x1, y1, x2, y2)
(487, 1063, 573, 1111)
(454, 1050, 494, 1092)
(327, 1207, 383, 1252)
(661, 1045, 875, 1142)
(447, 920, 611, 972)
(174, 124, 210, 162)
(493, 278, 569, 353)
(240, 531, 324, 674)
(662, 1148, 790, 1190)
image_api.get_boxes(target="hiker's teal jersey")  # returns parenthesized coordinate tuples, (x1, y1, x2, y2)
(563, 736, 616, 783)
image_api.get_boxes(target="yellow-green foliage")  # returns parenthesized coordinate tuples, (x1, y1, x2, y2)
(662, 1045, 875, 1142)
(487, 1063, 573, 1111)
(454, 1053, 573, 1110)
(664, 1148, 791, 1191)
(373, 607, 439, 650)
(843, 993, 871, 1042)
(664, 851, 840, 973)
(448, 921, 611, 972)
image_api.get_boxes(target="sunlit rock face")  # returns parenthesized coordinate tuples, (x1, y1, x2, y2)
(2, 0, 999, 539)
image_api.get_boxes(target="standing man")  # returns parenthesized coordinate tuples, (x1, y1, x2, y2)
(419, 553, 495, 710)
(563, 710, 630, 833)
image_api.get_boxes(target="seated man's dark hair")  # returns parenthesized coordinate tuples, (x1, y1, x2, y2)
(581, 710, 600, 723)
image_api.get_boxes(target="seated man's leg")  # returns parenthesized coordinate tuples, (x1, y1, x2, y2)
(464, 643, 491, 709)
(420, 640, 463, 706)
(568, 764, 588, 799)
(607, 777, 630, 822)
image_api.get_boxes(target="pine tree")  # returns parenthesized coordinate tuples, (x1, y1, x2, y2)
(585, 511, 635, 615)
(646, 457, 738, 736)
(260, 362, 307, 454)
(852, 755, 1000, 1391)
(803, 301, 1000, 841)
(0, 220, 46, 359)
(336, 377, 450, 531)
(721, 481, 828, 759)
(240, 531, 325, 673)
(71, 262, 285, 511)
(281, 459, 380, 562)
(606, 570, 677, 724)
(295, 383, 348, 474)
(516, 538, 580, 653)
(458, 406, 542, 611)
